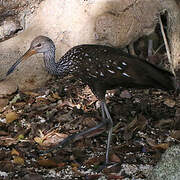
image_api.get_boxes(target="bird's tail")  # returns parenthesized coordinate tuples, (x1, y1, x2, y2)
(146, 63, 177, 91)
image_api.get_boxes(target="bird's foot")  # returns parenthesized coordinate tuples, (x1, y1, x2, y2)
(96, 162, 119, 172)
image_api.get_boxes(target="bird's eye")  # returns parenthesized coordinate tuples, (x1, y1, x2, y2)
(36, 43, 41, 47)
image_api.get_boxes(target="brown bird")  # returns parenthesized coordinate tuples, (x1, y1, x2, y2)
(6, 36, 176, 166)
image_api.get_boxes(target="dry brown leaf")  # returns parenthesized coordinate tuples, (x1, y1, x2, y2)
(34, 137, 44, 146)
(42, 133, 68, 146)
(14, 102, 26, 108)
(81, 85, 97, 105)
(6, 111, 18, 124)
(69, 129, 79, 134)
(57, 111, 73, 122)
(107, 174, 124, 179)
(84, 156, 104, 167)
(57, 100, 75, 108)
(145, 137, 156, 147)
(71, 163, 80, 168)
(124, 114, 147, 140)
(86, 174, 102, 179)
(0, 130, 8, 136)
(27, 97, 35, 105)
(146, 137, 169, 150)
(154, 119, 172, 129)
(38, 159, 59, 168)
(13, 157, 24, 165)
(23, 91, 39, 97)
(36, 97, 48, 103)
(153, 143, 169, 150)
(110, 153, 121, 163)
(34, 130, 68, 147)
(47, 96, 57, 102)
(11, 149, 20, 156)
(170, 130, 180, 140)
(57, 162, 66, 168)
(52, 92, 60, 99)
(0, 137, 18, 146)
(82, 117, 97, 128)
(164, 98, 176, 108)
(72, 166, 84, 176)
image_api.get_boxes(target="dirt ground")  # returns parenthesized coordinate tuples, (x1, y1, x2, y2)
(0, 73, 179, 179)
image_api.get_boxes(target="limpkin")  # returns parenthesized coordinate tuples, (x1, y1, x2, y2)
(6, 36, 177, 166)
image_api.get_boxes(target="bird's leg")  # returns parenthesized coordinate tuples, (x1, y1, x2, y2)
(42, 100, 113, 168)
(100, 100, 113, 165)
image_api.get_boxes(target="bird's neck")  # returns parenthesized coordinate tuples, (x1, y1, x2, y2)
(43, 49, 58, 75)
(43, 48, 70, 77)
(43, 48, 75, 78)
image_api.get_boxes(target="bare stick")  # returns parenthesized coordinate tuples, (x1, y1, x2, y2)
(158, 15, 175, 75)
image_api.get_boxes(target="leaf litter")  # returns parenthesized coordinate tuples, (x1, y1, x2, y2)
(0, 75, 179, 179)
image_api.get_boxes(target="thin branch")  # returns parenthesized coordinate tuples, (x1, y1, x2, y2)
(158, 15, 175, 75)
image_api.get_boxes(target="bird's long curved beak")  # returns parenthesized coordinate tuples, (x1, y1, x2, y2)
(6, 49, 37, 77)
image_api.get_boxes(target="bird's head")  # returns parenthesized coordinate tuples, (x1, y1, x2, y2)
(30, 36, 55, 53)
(6, 36, 55, 76)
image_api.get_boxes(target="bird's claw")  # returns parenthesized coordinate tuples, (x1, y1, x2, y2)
(96, 162, 119, 172)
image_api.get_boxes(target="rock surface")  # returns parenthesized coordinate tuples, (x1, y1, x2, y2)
(0, 98, 8, 108)
(0, 0, 179, 90)
(0, 80, 17, 97)
(148, 145, 180, 180)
